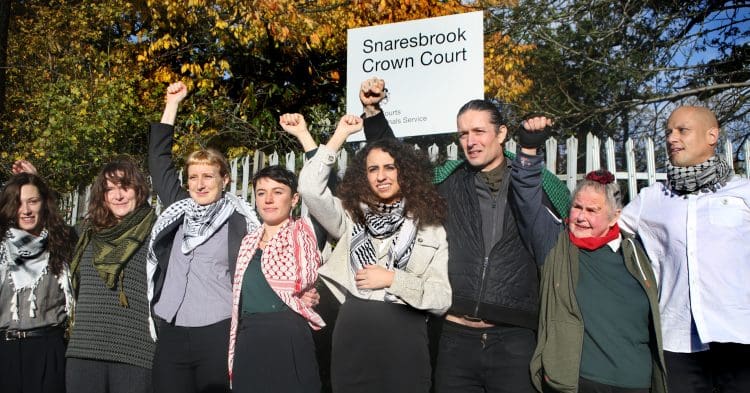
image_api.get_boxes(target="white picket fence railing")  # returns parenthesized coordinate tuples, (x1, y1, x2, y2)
(60, 134, 749, 225)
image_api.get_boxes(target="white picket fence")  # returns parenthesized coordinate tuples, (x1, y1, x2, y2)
(60, 133, 749, 225)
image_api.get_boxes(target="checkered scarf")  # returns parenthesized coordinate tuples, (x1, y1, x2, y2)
(667, 155, 733, 196)
(1, 228, 53, 320)
(349, 199, 417, 277)
(146, 192, 259, 340)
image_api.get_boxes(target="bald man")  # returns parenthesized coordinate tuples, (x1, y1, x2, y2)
(620, 106, 750, 393)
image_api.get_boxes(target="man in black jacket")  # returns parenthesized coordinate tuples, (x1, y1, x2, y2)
(358, 86, 565, 392)
(433, 99, 545, 393)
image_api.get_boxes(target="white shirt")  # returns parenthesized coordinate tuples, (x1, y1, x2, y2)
(620, 176, 750, 353)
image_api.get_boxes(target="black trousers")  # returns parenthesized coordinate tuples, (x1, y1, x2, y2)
(664, 343, 750, 393)
(66, 358, 152, 393)
(577, 377, 649, 393)
(434, 320, 536, 393)
(0, 332, 66, 393)
(232, 311, 320, 393)
(152, 318, 231, 393)
(331, 296, 431, 393)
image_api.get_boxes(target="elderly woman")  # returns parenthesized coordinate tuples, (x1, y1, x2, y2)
(147, 82, 260, 393)
(227, 165, 325, 393)
(65, 156, 156, 393)
(0, 168, 76, 393)
(298, 115, 452, 393)
(510, 119, 667, 393)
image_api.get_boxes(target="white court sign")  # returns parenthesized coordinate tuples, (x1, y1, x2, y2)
(346, 11, 484, 140)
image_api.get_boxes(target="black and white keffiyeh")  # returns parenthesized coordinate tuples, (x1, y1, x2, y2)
(349, 200, 417, 274)
(667, 155, 734, 197)
(145, 192, 259, 339)
(1, 228, 50, 320)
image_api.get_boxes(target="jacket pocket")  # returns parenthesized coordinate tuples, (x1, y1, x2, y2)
(404, 236, 439, 275)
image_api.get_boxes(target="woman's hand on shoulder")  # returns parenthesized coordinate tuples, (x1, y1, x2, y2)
(355, 264, 394, 290)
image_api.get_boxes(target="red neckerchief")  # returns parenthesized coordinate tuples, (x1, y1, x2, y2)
(568, 223, 620, 251)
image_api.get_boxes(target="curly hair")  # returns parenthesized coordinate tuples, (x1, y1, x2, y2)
(337, 138, 445, 226)
(0, 173, 74, 275)
(87, 155, 151, 230)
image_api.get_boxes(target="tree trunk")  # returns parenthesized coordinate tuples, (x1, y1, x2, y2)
(0, 0, 12, 117)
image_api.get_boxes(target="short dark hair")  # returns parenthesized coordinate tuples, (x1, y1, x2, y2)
(252, 165, 298, 194)
(457, 99, 507, 130)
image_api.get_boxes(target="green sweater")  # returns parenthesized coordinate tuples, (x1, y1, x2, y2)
(529, 231, 667, 393)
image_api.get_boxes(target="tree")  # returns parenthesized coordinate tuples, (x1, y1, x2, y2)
(1, 0, 534, 190)
(493, 0, 749, 168)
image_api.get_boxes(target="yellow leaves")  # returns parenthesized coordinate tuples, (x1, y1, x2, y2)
(215, 19, 229, 30)
(310, 33, 321, 48)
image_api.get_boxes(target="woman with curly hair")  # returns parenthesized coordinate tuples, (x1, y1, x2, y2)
(0, 166, 76, 393)
(298, 114, 452, 393)
(65, 156, 157, 393)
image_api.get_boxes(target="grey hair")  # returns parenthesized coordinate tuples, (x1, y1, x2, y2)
(572, 175, 623, 218)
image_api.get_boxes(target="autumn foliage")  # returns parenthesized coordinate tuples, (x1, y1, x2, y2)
(1, 0, 531, 190)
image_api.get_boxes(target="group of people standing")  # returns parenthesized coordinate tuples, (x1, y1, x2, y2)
(0, 76, 747, 393)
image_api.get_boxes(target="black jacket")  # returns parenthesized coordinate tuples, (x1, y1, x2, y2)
(361, 113, 542, 328)
(439, 164, 540, 329)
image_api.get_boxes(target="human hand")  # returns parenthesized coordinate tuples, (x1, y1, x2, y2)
(355, 264, 394, 290)
(335, 115, 363, 136)
(518, 116, 553, 151)
(300, 287, 320, 308)
(360, 77, 387, 108)
(11, 160, 37, 175)
(279, 113, 309, 138)
(165, 81, 188, 106)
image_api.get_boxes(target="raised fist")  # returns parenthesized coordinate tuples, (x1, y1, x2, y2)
(359, 77, 387, 107)
(165, 81, 188, 105)
(279, 113, 309, 138)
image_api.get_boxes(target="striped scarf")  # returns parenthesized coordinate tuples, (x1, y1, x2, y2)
(349, 200, 417, 285)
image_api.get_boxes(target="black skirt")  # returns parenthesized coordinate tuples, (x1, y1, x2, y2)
(331, 296, 431, 393)
(232, 310, 320, 393)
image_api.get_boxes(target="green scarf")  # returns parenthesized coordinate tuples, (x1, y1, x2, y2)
(71, 206, 156, 307)
(433, 151, 571, 219)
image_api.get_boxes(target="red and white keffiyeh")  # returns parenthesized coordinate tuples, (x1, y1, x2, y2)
(227, 217, 325, 381)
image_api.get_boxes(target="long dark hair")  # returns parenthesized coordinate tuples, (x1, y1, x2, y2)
(87, 155, 151, 230)
(0, 173, 74, 275)
(337, 138, 445, 226)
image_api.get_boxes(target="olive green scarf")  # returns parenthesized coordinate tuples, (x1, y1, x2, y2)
(71, 206, 156, 307)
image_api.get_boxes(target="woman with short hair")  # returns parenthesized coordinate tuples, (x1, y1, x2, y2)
(227, 165, 324, 393)
(147, 82, 260, 393)
(511, 118, 667, 393)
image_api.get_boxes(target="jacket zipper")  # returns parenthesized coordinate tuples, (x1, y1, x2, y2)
(474, 198, 498, 316)
(474, 256, 490, 316)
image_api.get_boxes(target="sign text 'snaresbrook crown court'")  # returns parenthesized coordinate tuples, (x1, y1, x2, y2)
(346, 12, 484, 140)
(361, 28, 469, 72)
